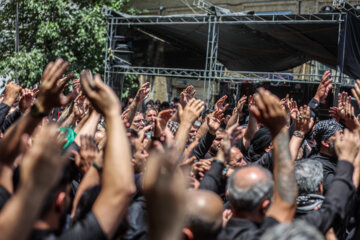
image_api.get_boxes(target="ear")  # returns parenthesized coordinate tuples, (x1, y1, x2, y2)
(131, 158, 136, 167)
(261, 199, 271, 215)
(318, 182, 323, 195)
(264, 145, 273, 153)
(182, 228, 194, 240)
(321, 140, 330, 148)
(55, 192, 67, 214)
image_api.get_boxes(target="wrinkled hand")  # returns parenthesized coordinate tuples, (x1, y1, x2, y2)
(352, 79, 360, 108)
(178, 99, 204, 125)
(226, 123, 244, 145)
(295, 105, 314, 135)
(335, 129, 360, 162)
(81, 70, 121, 117)
(2, 82, 21, 107)
(191, 160, 211, 180)
(135, 82, 150, 103)
(214, 95, 229, 112)
(73, 95, 87, 120)
(73, 135, 98, 174)
(19, 88, 35, 113)
(250, 88, 287, 137)
(158, 109, 173, 125)
(180, 85, 196, 109)
(314, 70, 333, 102)
(20, 124, 68, 191)
(207, 110, 224, 135)
(37, 59, 76, 113)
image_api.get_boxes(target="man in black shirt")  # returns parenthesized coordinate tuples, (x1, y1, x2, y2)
(217, 88, 298, 240)
(310, 119, 343, 193)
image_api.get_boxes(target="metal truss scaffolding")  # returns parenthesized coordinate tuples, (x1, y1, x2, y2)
(103, 3, 349, 105)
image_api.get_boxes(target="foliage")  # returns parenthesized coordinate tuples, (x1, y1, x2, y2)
(0, 0, 140, 96)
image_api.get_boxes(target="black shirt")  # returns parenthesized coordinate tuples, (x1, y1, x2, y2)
(216, 217, 278, 240)
(29, 212, 106, 240)
(0, 185, 10, 211)
(308, 152, 337, 193)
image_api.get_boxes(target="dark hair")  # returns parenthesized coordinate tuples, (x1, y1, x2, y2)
(186, 217, 221, 240)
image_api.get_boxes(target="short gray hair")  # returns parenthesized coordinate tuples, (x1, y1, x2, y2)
(227, 166, 273, 214)
(295, 159, 323, 195)
(261, 220, 324, 240)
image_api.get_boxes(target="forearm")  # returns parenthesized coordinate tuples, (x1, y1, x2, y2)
(289, 135, 303, 162)
(170, 110, 180, 123)
(175, 121, 193, 153)
(125, 101, 139, 125)
(267, 128, 297, 222)
(0, 184, 47, 240)
(243, 114, 257, 149)
(0, 113, 41, 164)
(226, 111, 239, 129)
(92, 114, 135, 238)
(60, 112, 76, 128)
(195, 118, 209, 140)
(58, 103, 73, 123)
(74, 111, 100, 145)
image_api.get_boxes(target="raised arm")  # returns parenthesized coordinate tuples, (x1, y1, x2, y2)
(81, 71, 136, 239)
(226, 95, 246, 129)
(0, 124, 68, 240)
(242, 95, 258, 150)
(125, 82, 150, 125)
(251, 88, 298, 223)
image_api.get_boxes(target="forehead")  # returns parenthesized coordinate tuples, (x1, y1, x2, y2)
(146, 109, 156, 114)
(134, 113, 144, 119)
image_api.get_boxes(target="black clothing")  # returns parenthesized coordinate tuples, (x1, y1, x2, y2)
(123, 196, 148, 240)
(191, 132, 216, 160)
(0, 103, 10, 128)
(0, 185, 11, 211)
(216, 217, 278, 240)
(1, 108, 22, 133)
(29, 212, 106, 240)
(298, 161, 355, 236)
(199, 160, 225, 194)
(308, 98, 320, 120)
(308, 152, 337, 193)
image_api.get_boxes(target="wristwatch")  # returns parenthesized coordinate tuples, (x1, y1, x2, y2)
(30, 101, 47, 118)
(293, 130, 304, 139)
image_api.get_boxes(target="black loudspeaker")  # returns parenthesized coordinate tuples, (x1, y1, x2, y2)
(112, 36, 133, 66)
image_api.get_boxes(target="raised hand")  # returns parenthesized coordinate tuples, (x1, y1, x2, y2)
(314, 70, 333, 102)
(352, 80, 360, 108)
(344, 99, 360, 131)
(135, 82, 150, 103)
(214, 95, 229, 112)
(235, 95, 247, 114)
(295, 105, 314, 135)
(19, 88, 35, 113)
(250, 88, 287, 137)
(207, 110, 224, 135)
(73, 95, 87, 120)
(73, 135, 98, 174)
(180, 85, 196, 109)
(288, 99, 299, 121)
(80, 70, 121, 117)
(178, 99, 204, 125)
(2, 82, 21, 107)
(36, 59, 75, 113)
(335, 129, 360, 162)
(20, 124, 68, 191)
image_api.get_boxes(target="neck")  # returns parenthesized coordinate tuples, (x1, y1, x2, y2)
(232, 211, 263, 224)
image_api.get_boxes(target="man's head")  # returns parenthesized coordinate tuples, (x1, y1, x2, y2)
(312, 119, 343, 156)
(247, 128, 272, 162)
(295, 159, 323, 195)
(187, 123, 200, 145)
(227, 165, 273, 223)
(229, 147, 246, 167)
(261, 220, 324, 240)
(145, 108, 157, 125)
(209, 129, 224, 155)
(131, 112, 146, 130)
(183, 190, 223, 240)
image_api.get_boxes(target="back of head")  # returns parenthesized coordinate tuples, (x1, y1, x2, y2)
(227, 166, 273, 215)
(247, 128, 272, 162)
(295, 159, 323, 195)
(184, 190, 223, 240)
(261, 220, 325, 240)
(312, 119, 342, 148)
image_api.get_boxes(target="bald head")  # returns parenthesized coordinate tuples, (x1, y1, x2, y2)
(228, 166, 273, 215)
(184, 190, 223, 239)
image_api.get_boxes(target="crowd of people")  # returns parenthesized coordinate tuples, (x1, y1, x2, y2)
(0, 59, 360, 240)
